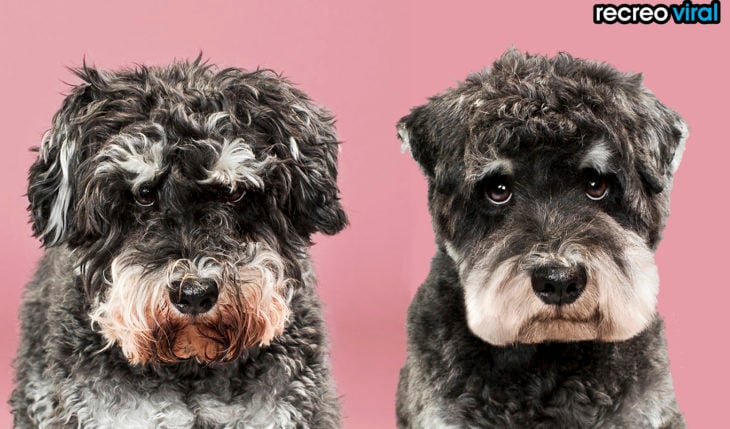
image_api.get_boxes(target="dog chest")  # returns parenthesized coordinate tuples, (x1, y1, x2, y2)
(43, 381, 304, 429)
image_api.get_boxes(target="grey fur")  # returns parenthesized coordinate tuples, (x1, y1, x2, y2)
(12, 59, 346, 428)
(396, 49, 687, 428)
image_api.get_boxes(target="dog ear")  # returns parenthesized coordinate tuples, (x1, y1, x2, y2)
(230, 73, 347, 236)
(397, 105, 439, 177)
(633, 100, 689, 195)
(396, 84, 474, 182)
(28, 71, 102, 246)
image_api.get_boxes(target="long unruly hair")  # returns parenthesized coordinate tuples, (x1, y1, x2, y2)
(90, 243, 292, 364)
(26, 59, 348, 364)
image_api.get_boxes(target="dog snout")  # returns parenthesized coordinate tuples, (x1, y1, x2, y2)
(170, 278, 219, 315)
(531, 265, 587, 305)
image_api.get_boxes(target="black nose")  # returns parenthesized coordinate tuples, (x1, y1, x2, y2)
(531, 266, 587, 305)
(169, 278, 219, 315)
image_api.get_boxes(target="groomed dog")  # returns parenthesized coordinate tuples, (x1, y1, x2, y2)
(11, 60, 346, 428)
(396, 50, 687, 428)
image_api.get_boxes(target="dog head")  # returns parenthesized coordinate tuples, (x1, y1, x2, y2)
(398, 49, 687, 345)
(28, 59, 346, 364)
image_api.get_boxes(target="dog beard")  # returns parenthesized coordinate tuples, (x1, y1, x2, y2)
(456, 218, 659, 346)
(89, 242, 292, 365)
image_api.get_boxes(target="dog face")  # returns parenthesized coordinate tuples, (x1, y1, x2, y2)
(28, 61, 346, 364)
(398, 50, 687, 345)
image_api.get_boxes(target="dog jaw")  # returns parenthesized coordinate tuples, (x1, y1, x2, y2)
(458, 225, 660, 345)
(89, 244, 292, 365)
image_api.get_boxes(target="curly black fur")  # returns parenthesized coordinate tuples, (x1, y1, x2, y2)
(12, 59, 346, 428)
(396, 49, 687, 428)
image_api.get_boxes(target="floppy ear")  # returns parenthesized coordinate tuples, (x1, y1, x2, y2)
(633, 99, 689, 195)
(397, 104, 440, 178)
(396, 80, 478, 181)
(397, 97, 464, 180)
(230, 72, 347, 236)
(28, 76, 101, 247)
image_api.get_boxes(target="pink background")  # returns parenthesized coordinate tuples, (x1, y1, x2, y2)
(0, 1, 727, 427)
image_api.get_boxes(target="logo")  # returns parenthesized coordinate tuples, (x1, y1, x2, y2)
(594, 0, 721, 24)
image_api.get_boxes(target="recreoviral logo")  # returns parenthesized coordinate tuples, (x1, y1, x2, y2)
(594, 0, 721, 24)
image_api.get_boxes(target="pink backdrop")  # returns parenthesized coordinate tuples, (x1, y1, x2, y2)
(0, 1, 727, 427)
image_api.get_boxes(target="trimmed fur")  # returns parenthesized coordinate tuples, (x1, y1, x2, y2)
(396, 49, 686, 428)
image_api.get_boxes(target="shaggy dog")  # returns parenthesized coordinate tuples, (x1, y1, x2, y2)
(11, 60, 346, 428)
(396, 49, 687, 428)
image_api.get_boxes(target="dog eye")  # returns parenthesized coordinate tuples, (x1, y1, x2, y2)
(135, 186, 156, 207)
(485, 178, 512, 205)
(224, 186, 246, 203)
(585, 173, 609, 200)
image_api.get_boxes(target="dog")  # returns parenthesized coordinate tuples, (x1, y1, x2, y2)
(11, 59, 347, 428)
(395, 49, 687, 428)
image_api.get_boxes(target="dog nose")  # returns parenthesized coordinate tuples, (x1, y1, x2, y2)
(531, 266, 587, 305)
(169, 278, 219, 315)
